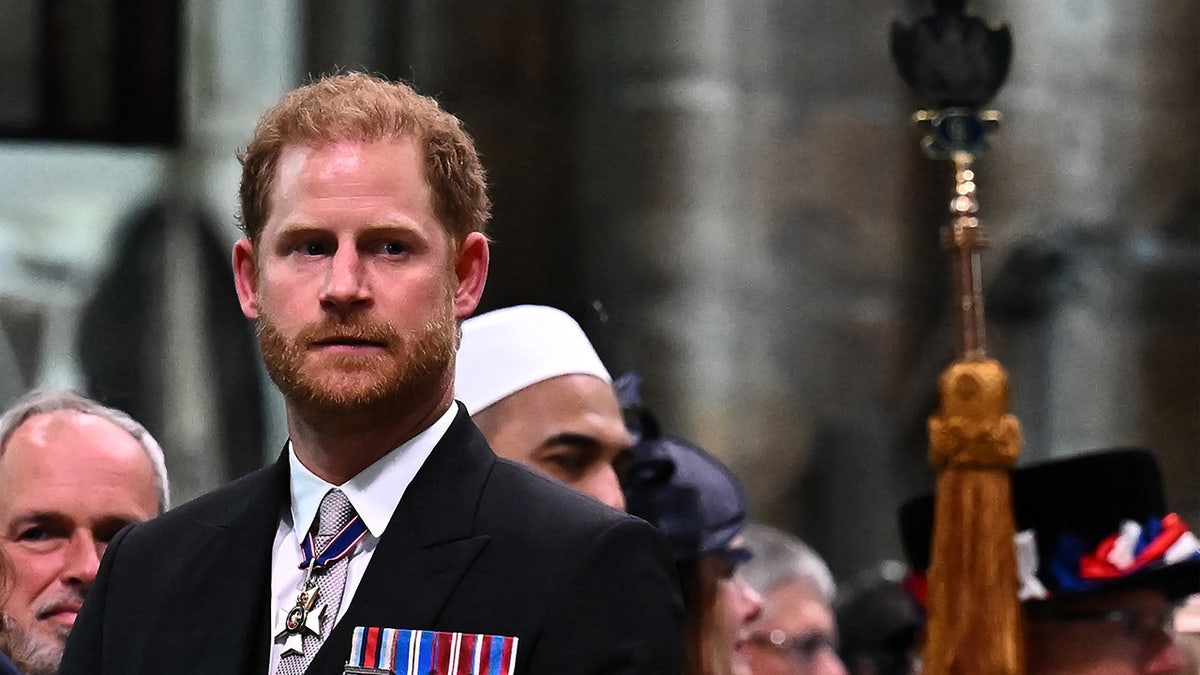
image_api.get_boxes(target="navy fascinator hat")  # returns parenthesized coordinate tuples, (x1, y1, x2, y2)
(618, 378, 750, 566)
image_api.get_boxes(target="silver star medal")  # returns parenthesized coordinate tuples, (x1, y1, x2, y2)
(275, 563, 326, 657)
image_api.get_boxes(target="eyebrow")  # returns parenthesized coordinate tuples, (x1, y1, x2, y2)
(9, 510, 68, 524)
(9, 511, 141, 529)
(540, 433, 635, 464)
(541, 432, 605, 452)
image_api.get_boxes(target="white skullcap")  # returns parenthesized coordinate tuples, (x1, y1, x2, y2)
(455, 305, 612, 414)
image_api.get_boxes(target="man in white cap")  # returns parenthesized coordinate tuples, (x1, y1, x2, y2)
(456, 304, 630, 510)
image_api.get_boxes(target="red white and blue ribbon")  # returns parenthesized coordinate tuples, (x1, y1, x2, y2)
(903, 513, 1200, 605)
(299, 515, 369, 571)
(1050, 513, 1200, 593)
(345, 627, 518, 675)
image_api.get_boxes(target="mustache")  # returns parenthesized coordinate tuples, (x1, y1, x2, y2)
(294, 319, 399, 347)
(32, 590, 85, 625)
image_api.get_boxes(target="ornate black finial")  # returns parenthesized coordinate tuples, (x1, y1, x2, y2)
(891, 1, 1011, 159)
(890, 0, 1013, 110)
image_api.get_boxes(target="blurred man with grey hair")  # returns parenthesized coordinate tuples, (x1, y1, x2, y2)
(739, 523, 847, 675)
(0, 390, 167, 674)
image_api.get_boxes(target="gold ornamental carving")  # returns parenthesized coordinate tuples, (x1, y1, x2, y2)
(928, 359, 1022, 470)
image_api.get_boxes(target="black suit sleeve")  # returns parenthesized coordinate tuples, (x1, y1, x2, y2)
(59, 523, 134, 675)
(526, 517, 683, 674)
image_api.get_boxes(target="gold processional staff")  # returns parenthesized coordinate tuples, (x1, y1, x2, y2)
(891, 1, 1024, 673)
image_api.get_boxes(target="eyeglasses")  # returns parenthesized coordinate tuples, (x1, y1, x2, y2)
(748, 629, 839, 662)
(1026, 605, 1177, 643)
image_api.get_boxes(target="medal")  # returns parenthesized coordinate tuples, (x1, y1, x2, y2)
(276, 556, 328, 657)
(274, 512, 370, 656)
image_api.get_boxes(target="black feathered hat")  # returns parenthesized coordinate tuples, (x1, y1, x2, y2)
(900, 448, 1200, 604)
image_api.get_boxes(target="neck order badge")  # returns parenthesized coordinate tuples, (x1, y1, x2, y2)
(276, 510, 370, 656)
(344, 627, 518, 675)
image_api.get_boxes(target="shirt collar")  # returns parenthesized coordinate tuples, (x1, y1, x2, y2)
(288, 404, 458, 540)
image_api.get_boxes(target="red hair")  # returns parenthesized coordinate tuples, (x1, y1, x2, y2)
(237, 72, 490, 244)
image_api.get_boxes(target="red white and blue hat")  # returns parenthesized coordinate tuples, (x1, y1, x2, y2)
(900, 448, 1200, 604)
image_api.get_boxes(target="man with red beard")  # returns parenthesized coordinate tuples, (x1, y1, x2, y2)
(60, 73, 682, 675)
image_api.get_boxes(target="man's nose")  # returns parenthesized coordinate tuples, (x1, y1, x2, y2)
(585, 465, 626, 511)
(61, 532, 102, 591)
(320, 248, 371, 309)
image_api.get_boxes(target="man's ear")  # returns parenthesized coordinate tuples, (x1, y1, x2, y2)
(452, 232, 489, 320)
(232, 238, 260, 320)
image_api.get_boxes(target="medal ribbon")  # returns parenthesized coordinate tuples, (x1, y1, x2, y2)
(299, 513, 369, 571)
(348, 627, 519, 675)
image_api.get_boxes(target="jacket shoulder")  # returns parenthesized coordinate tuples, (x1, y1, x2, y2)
(121, 461, 282, 544)
(479, 458, 655, 541)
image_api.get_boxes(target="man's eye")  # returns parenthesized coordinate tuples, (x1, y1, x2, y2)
(548, 452, 590, 476)
(302, 241, 328, 256)
(16, 526, 56, 543)
(381, 242, 406, 256)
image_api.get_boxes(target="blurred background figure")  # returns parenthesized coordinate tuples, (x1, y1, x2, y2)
(1172, 594, 1200, 675)
(623, 412, 763, 675)
(833, 561, 924, 675)
(0, 390, 167, 675)
(901, 448, 1200, 675)
(456, 304, 630, 509)
(739, 522, 847, 675)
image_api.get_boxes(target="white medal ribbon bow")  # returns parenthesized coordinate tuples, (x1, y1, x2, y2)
(1014, 529, 1048, 601)
(1166, 531, 1200, 564)
(1107, 520, 1143, 570)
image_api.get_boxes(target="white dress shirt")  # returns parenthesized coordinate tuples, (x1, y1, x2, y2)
(266, 405, 456, 674)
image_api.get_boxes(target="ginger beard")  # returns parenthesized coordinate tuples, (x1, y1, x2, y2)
(255, 288, 459, 434)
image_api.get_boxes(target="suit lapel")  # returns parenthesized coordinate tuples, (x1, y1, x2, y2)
(308, 406, 494, 671)
(181, 454, 288, 674)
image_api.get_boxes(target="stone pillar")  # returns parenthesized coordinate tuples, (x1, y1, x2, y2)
(983, 1, 1198, 465)
(571, 1, 924, 575)
(976, 0, 1199, 527)
(571, 1, 765, 457)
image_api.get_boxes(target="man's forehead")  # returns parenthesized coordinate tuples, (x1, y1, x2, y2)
(10, 408, 94, 433)
(518, 379, 630, 442)
(3, 410, 135, 457)
(523, 374, 623, 414)
(275, 138, 424, 184)
(0, 411, 154, 506)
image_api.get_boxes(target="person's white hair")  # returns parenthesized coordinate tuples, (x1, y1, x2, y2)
(740, 522, 836, 602)
(0, 389, 170, 512)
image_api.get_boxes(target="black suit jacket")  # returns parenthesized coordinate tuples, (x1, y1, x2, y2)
(60, 407, 683, 674)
